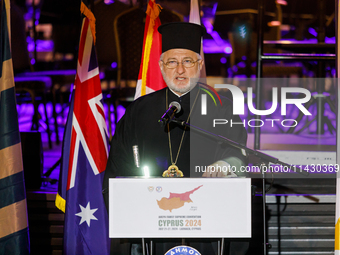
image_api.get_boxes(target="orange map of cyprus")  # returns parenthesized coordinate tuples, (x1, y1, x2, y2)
(157, 185, 203, 212)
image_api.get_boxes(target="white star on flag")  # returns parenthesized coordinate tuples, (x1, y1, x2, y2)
(75, 202, 98, 227)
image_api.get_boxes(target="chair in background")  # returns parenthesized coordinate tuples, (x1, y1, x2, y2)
(109, 6, 145, 138)
(39, 0, 80, 70)
(94, 0, 130, 138)
(159, 6, 184, 24)
(11, 0, 77, 147)
(217, 2, 304, 133)
(108, 6, 183, 138)
(14, 77, 54, 148)
(227, 30, 304, 78)
(11, 1, 55, 148)
(94, 0, 130, 84)
(212, 0, 304, 79)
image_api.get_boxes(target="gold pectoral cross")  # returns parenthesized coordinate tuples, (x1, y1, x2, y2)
(162, 164, 184, 178)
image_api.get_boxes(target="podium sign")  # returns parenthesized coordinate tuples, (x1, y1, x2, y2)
(109, 178, 251, 238)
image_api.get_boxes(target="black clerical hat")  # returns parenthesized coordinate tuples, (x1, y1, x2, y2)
(158, 22, 206, 54)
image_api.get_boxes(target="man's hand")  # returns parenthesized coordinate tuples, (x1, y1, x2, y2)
(202, 160, 238, 178)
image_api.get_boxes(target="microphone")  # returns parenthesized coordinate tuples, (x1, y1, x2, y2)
(158, 101, 181, 127)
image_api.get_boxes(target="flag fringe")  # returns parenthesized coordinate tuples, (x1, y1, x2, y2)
(55, 193, 66, 213)
(336, 217, 340, 250)
(146, 1, 162, 27)
(80, 2, 96, 44)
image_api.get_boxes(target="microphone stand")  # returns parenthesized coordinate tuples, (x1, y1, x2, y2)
(171, 118, 309, 255)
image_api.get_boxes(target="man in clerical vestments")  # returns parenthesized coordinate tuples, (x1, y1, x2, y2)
(103, 22, 248, 255)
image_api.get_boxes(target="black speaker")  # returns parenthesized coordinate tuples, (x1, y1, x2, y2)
(20, 131, 43, 189)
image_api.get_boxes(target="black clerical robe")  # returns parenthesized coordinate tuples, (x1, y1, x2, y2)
(104, 85, 246, 179)
(103, 85, 248, 254)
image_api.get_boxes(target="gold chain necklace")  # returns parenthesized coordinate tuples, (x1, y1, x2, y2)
(162, 88, 200, 177)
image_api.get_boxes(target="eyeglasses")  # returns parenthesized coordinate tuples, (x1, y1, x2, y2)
(161, 59, 201, 69)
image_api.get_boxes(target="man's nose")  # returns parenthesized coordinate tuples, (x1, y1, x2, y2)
(176, 62, 185, 73)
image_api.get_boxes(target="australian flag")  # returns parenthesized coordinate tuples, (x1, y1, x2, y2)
(55, 14, 110, 255)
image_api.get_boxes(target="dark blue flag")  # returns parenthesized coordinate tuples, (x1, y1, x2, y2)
(55, 5, 110, 254)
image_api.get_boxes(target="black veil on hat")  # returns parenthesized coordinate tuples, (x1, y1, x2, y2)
(158, 22, 206, 54)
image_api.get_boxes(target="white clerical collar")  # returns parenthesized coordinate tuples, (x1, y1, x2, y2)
(168, 87, 191, 97)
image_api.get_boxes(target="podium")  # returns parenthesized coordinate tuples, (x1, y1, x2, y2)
(109, 178, 252, 254)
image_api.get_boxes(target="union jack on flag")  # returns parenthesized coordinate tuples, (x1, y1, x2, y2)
(55, 13, 110, 255)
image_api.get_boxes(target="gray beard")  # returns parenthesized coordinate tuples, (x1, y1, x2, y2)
(161, 68, 201, 94)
